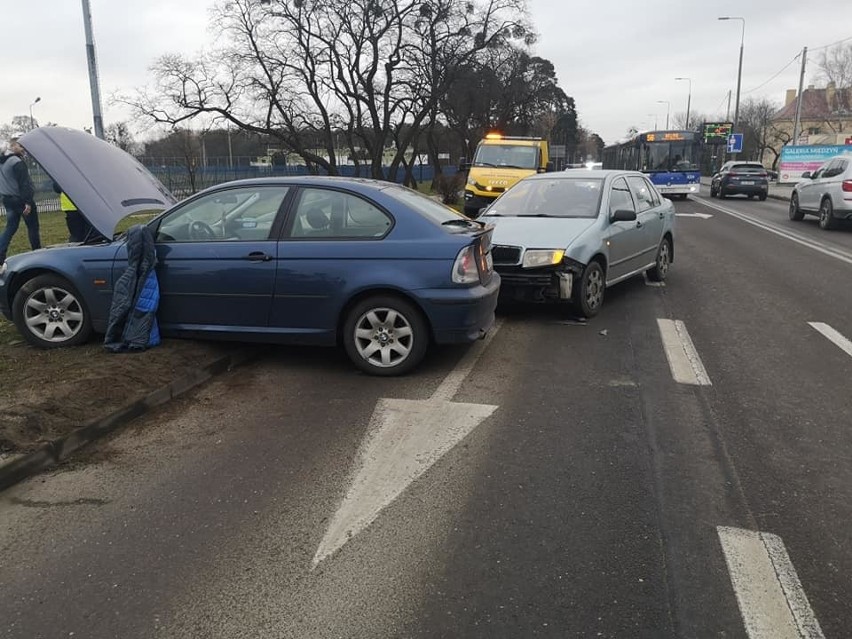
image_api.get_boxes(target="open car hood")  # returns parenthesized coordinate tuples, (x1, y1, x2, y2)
(19, 127, 176, 239)
(483, 215, 597, 249)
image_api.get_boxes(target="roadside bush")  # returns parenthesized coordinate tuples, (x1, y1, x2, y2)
(433, 173, 465, 205)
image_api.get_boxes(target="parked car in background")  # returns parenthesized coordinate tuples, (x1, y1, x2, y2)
(789, 155, 852, 230)
(710, 161, 769, 200)
(479, 170, 675, 317)
(0, 127, 500, 376)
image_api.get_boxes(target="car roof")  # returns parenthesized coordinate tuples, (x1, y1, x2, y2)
(546, 169, 644, 179)
(207, 175, 396, 192)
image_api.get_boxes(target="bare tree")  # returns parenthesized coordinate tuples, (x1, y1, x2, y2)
(816, 43, 852, 109)
(121, 0, 529, 180)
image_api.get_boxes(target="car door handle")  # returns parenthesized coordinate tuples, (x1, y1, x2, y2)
(659, 211, 665, 219)
(245, 251, 273, 262)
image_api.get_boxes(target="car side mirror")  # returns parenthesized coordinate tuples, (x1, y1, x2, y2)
(611, 209, 637, 222)
(539, 162, 554, 174)
(801, 171, 811, 179)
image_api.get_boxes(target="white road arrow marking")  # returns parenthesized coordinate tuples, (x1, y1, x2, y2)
(718, 526, 825, 639)
(312, 322, 503, 567)
(675, 212, 713, 219)
(808, 322, 852, 360)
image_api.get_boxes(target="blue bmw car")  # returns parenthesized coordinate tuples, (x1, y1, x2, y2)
(0, 128, 499, 375)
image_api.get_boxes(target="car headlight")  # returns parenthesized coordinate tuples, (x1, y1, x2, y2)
(522, 249, 565, 268)
(467, 178, 476, 186)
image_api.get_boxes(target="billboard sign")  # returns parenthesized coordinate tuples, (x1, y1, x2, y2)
(703, 122, 733, 144)
(778, 145, 852, 183)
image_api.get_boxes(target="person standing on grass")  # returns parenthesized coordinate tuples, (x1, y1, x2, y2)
(0, 136, 41, 263)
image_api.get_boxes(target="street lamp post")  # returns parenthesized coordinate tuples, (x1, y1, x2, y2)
(29, 97, 41, 131)
(656, 100, 670, 129)
(718, 16, 745, 138)
(675, 77, 691, 129)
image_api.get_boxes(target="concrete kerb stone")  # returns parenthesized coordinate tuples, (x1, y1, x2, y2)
(0, 346, 259, 493)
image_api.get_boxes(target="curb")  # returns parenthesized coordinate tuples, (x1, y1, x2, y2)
(0, 346, 258, 492)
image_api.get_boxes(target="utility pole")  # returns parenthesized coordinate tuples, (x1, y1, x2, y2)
(792, 47, 808, 147)
(726, 90, 732, 120)
(81, 0, 105, 139)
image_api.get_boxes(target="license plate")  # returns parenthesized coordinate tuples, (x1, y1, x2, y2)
(741, 180, 755, 185)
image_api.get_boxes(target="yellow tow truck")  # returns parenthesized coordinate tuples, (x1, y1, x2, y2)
(460, 133, 551, 217)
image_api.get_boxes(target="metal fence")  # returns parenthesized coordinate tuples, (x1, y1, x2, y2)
(1, 159, 457, 217)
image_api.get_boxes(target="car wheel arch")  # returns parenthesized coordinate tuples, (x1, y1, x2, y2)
(336, 287, 434, 345)
(7, 267, 77, 308)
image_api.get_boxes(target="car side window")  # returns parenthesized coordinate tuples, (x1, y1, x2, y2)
(626, 176, 654, 212)
(609, 178, 636, 217)
(824, 160, 842, 178)
(644, 179, 662, 206)
(155, 186, 290, 242)
(288, 188, 393, 239)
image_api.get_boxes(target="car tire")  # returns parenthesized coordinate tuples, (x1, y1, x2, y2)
(758, 193, 767, 202)
(342, 295, 429, 376)
(747, 194, 755, 200)
(573, 260, 605, 318)
(710, 185, 717, 198)
(719, 188, 727, 199)
(789, 193, 804, 220)
(647, 237, 672, 282)
(818, 197, 838, 230)
(12, 274, 93, 349)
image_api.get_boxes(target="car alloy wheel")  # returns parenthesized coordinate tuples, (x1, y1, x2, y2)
(647, 237, 671, 282)
(12, 274, 92, 348)
(789, 194, 804, 220)
(818, 198, 837, 230)
(573, 261, 605, 318)
(343, 295, 429, 376)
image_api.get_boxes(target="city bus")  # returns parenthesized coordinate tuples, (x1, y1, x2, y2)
(602, 130, 702, 199)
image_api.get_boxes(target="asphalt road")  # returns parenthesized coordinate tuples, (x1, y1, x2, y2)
(3, 186, 852, 638)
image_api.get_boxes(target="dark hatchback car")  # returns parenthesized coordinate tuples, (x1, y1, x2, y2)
(709, 161, 769, 200)
(0, 127, 499, 376)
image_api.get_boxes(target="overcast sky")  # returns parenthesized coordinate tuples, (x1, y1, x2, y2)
(1, 0, 851, 145)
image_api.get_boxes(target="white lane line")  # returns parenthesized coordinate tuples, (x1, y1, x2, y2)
(430, 319, 503, 401)
(718, 526, 825, 639)
(695, 197, 852, 267)
(657, 319, 711, 386)
(675, 212, 713, 219)
(808, 322, 852, 359)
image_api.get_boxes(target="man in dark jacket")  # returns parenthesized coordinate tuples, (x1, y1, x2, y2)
(0, 136, 41, 263)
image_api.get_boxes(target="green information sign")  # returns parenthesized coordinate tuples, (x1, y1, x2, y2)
(703, 122, 733, 144)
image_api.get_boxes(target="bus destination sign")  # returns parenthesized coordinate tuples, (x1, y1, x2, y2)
(703, 122, 734, 144)
(645, 132, 688, 142)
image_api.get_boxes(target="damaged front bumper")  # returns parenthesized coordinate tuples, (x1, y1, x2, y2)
(495, 263, 579, 303)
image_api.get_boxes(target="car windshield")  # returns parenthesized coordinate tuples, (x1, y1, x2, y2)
(644, 141, 699, 172)
(485, 178, 604, 218)
(473, 144, 539, 169)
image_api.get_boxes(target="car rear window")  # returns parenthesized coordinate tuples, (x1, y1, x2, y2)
(381, 184, 467, 225)
(732, 164, 765, 172)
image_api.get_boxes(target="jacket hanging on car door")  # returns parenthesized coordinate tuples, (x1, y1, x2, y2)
(104, 224, 161, 352)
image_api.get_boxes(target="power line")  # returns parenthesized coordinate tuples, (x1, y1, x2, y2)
(810, 34, 852, 52)
(742, 53, 801, 95)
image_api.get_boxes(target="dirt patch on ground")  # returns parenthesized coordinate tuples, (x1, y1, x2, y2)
(0, 318, 240, 454)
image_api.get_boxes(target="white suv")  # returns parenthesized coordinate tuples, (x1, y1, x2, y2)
(789, 155, 852, 230)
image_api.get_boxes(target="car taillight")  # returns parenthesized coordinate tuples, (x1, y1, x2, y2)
(842, 180, 852, 193)
(728, 171, 739, 177)
(452, 245, 479, 284)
